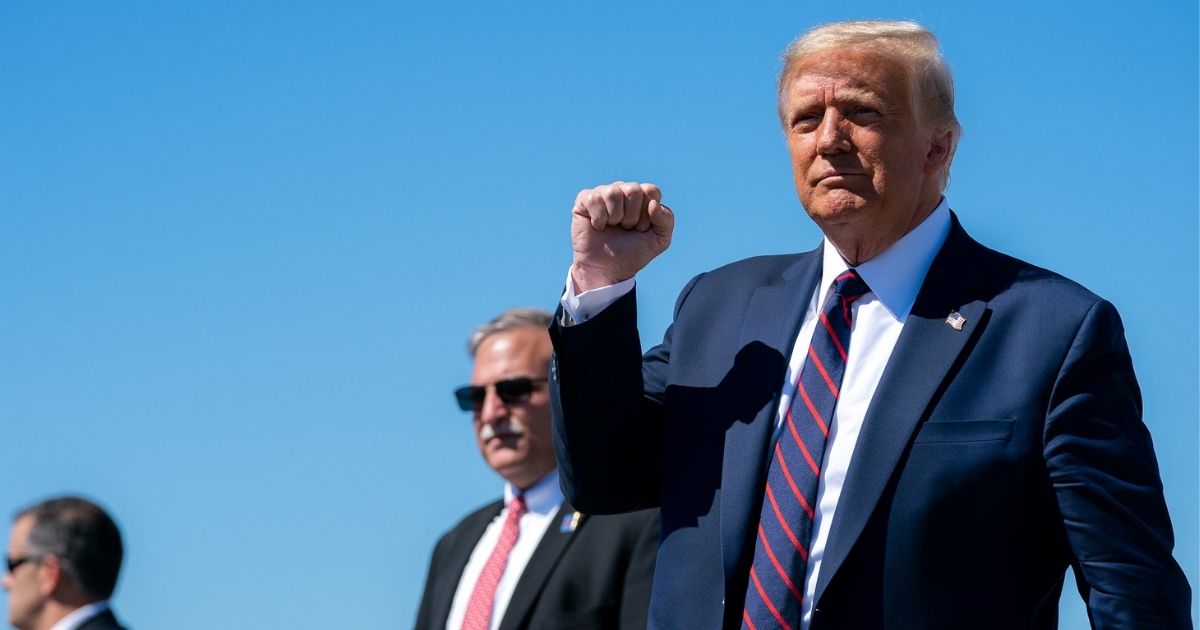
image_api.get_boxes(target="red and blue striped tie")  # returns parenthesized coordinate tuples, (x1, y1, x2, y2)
(742, 269, 870, 630)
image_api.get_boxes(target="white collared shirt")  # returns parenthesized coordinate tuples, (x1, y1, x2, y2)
(785, 200, 950, 627)
(50, 601, 110, 630)
(446, 469, 565, 630)
(561, 199, 952, 629)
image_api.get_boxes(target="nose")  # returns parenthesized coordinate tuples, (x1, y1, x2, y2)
(477, 386, 510, 425)
(815, 109, 851, 155)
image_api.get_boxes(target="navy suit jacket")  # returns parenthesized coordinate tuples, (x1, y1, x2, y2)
(550, 216, 1191, 629)
(415, 498, 659, 630)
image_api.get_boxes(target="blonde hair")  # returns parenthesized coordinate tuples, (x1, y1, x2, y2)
(779, 20, 962, 190)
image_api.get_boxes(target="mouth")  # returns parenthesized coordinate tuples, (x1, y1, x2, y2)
(814, 169, 867, 185)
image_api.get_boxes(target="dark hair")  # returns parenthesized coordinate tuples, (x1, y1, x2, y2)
(16, 496, 124, 599)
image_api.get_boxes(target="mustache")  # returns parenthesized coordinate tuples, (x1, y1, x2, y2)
(480, 422, 525, 441)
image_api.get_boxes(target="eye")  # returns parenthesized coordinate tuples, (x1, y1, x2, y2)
(790, 112, 822, 132)
(847, 107, 882, 124)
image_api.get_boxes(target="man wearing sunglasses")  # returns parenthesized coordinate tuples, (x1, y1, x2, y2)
(3, 496, 126, 630)
(415, 307, 659, 630)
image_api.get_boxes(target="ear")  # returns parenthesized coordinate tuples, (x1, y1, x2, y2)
(36, 554, 63, 597)
(923, 129, 954, 173)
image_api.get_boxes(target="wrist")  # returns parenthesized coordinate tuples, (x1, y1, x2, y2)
(570, 263, 627, 293)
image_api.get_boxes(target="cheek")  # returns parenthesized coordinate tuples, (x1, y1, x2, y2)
(786, 136, 812, 167)
(787, 146, 816, 191)
(868, 136, 921, 177)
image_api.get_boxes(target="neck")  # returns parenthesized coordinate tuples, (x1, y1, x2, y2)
(507, 464, 556, 493)
(31, 596, 100, 630)
(29, 605, 71, 630)
(825, 193, 942, 265)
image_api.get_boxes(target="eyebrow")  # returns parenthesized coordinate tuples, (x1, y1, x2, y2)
(788, 87, 888, 111)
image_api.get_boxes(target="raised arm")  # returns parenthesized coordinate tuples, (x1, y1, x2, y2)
(551, 181, 676, 514)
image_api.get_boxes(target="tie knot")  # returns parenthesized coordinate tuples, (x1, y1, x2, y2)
(509, 495, 528, 516)
(832, 269, 870, 303)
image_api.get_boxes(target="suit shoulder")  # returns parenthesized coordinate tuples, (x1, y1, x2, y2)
(702, 251, 813, 284)
(76, 610, 126, 630)
(968, 239, 1110, 315)
(671, 251, 815, 306)
(433, 499, 503, 548)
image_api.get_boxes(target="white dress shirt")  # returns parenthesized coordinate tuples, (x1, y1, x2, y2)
(50, 601, 111, 630)
(446, 469, 565, 630)
(561, 199, 952, 630)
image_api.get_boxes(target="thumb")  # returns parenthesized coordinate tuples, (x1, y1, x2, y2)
(648, 200, 674, 239)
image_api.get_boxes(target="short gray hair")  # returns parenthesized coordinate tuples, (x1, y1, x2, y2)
(16, 496, 123, 600)
(467, 307, 553, 356)
(778, 20, 962, 190)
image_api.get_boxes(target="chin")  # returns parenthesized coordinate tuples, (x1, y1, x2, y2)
(815, 182, 887, 213)
(805, 202, 869, 225)
(488, 452, 526, 474)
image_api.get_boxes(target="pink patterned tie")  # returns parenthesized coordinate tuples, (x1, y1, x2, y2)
(462, 495, 527, 630)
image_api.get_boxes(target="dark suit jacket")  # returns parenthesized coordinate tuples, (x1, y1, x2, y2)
(550, 216, 1191, 629)
(415, 497, 659, 630)
(77, 609, 127, 630)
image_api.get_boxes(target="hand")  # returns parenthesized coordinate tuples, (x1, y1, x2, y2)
(570, 181, 675, 292)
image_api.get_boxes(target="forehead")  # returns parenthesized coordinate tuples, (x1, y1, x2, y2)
(783, 48, 912, 107)
(471, 327, 551, 382)
(8, 514, 34, 552)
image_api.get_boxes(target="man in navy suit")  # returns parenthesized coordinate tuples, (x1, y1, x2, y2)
(549, 20, 1191, 629)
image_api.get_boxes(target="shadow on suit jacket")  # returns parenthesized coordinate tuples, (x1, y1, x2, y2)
(550, 214, 1192, 629)
(415, 498, 659, 630)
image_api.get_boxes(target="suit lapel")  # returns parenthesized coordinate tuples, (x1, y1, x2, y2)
(433, 501, 503, 627)
(720, 250, 823, 592)
(813, 219, 989, 603)
(498, 501, 579, 630)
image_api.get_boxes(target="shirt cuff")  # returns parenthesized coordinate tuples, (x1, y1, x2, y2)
(559, 266, 635, 326)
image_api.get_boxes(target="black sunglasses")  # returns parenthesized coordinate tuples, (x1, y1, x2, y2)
(455, 377, 548, 411)
(5, 554, 41, 574)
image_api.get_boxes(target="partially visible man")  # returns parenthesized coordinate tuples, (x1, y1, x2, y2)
(415, 308, 659, 630)
(3, 497, 126, 630)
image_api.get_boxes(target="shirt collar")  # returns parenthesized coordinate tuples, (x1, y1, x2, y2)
(819, 197, 952, 321)
(49, 601, 110, 630)
(504, 468, 563, 515)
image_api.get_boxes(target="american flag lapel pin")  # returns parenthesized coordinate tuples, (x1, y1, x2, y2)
(560, 511, 581, 533)
(945, 310, 966, 331)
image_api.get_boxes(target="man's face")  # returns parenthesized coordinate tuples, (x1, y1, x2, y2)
(3, 515, 43, 630)
(470, 327, 556, 490)
(780, 48, 948, 260)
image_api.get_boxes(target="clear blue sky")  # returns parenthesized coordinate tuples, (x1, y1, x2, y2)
(1, 2, 1195, 628)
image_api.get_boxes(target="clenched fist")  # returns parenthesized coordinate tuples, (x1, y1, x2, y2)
(570, 181, 675, 292)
